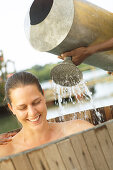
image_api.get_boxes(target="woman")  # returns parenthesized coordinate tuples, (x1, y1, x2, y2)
(0, 71, 94, 158)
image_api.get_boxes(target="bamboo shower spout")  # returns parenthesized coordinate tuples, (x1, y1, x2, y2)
(25, 0, 113, 85)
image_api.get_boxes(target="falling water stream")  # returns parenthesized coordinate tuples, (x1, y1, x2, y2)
(52, 79, 102, 124)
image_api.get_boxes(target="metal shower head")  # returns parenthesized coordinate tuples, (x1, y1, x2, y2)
(50, 57, 83, 87)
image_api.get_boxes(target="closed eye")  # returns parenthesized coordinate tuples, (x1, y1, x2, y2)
(33, 100, 41, 105)
(17, 106, 27, 111)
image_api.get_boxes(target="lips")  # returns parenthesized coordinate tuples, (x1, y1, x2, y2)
(27, 114, 41, 122)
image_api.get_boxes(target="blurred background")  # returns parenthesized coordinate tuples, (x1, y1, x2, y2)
(0, 0, 113, 133)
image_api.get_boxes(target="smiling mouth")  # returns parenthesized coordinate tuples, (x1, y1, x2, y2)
(27, 114, 41, 122)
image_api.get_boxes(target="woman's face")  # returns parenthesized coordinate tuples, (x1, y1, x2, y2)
(8, 84, 47, 129)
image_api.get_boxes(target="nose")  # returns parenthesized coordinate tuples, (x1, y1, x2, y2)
(28, 105, 37, 117)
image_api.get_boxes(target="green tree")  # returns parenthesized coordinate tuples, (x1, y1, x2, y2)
(0, 82, 5, 106)
(27, 63, 57, 82)
(26, 63, 92, 83)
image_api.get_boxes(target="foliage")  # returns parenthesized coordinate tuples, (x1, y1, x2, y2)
(78, 63, 95, 71)
(26, 63, 92, 82)
(26, 63, 57, 82)
(0, 81, 5, 106)
(0, 62, 92, 106)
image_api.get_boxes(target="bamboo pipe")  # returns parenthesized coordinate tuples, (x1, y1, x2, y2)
(29, 0, 113, 71)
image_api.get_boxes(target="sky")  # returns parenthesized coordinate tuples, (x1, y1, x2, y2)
(0, 0, 113, 72)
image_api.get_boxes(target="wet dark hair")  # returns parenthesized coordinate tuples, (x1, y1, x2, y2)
(5, 71, 43, 105)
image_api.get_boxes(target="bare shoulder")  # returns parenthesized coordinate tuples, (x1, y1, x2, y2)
(63, 119, 94, 135)
(0, 143, 13, 158)
(73, 119, 94, 128)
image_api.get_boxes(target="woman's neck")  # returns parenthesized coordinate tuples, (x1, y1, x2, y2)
(21, 120, 52, 147)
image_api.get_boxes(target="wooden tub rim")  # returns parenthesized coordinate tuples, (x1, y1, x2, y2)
(0, 118, 113, 162)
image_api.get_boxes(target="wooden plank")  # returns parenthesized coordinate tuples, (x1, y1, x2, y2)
(43, 143, 66, 170)
(70, 134, 95, 170)
(64, 113, 73, 121)
(0, 159, 15, 170)
(83, 129, 109, 170)
(97, 107, 106, 123)
(77, 111, 84, 120)
(104, 106, 112, 121)
(12, 154, 33, 170)
(85, 110, 92, 123)
(90, 109, 99, 125)
(75, 112, 79, 120)
(106, 121, 113, 143)
(28, 149, 50, 170)
(96, 125, 113, 170)
(110, 105, 113, 119)
(57, 139, 81, 170)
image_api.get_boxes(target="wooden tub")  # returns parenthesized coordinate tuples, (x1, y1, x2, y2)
(0, 105, 113, 170)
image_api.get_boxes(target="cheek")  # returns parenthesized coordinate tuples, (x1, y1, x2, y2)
(14, 110, 27, 121)
(37, 102, 47, 113)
